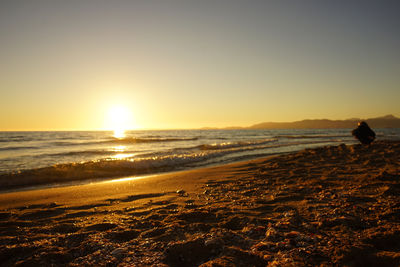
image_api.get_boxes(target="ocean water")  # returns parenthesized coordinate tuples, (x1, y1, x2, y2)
(1, 129, 399, 191)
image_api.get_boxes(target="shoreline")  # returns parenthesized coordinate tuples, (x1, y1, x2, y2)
(0, 153, 283, 196)
(0, 154, 281, 209)
(0, 139, 351, 194)
(1, 141, 400, 266)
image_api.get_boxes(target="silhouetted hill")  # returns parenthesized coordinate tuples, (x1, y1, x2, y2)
(248, 115, 400, 129)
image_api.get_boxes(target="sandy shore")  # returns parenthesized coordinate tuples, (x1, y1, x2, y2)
(0, 141, 400, 266)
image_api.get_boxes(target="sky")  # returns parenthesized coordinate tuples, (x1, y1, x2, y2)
(0, 0, 399, 130)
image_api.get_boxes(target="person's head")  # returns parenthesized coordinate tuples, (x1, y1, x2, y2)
(358, 121, 368, 127)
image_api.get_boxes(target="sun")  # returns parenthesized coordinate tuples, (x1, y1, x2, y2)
(106, 105, 135, 138)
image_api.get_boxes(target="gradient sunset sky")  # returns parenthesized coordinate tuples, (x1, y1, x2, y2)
(1, 1, 399, 130)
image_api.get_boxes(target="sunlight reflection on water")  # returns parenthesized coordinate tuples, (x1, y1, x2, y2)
(112, 153, 135, 160)
(112, 145, 126, 152)
(113, 129, 125, 138)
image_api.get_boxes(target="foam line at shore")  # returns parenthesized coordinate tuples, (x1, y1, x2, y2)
(0, 140, 345, 191)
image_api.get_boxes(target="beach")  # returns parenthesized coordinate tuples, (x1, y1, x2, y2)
(0, 140, 399, 266)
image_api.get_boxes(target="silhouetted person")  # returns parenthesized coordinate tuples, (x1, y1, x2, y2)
(352, 121, 375, 145)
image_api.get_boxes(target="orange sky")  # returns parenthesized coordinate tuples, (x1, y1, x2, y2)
(1, 1, 399, 130)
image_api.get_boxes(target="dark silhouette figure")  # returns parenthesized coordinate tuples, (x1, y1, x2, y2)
(352, 121, 376, 145)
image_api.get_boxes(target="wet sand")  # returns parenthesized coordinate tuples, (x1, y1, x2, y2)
(0, 141, 399, 266)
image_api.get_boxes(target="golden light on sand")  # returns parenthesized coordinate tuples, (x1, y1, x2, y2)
(105, 105, 135, 138)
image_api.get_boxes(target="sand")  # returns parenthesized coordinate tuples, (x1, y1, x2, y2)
(0, 141, 399, 266)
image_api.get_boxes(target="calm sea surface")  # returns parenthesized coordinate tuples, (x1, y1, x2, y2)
(1, 129, 399, 190)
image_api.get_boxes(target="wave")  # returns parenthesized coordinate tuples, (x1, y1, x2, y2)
(49, 150, 119, 157)
(0, 136, 31, 142)
(0, 146, 39, 151)
(0, 138, 341, 190)
(0, 138, 276, 164)
(0, 152, 214, 190)
(48, 137, 199, 147)
(107, 137, 199, 144)
(274, 134, 349, 139)
(197, 139, 277, 150)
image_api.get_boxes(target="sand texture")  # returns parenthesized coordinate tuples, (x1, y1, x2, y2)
(0, 141, 400, 266)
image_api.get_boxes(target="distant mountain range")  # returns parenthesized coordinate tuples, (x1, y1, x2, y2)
(204, 115, 400, 130)
(248, 115, 400, 129)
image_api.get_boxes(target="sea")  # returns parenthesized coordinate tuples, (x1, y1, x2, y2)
(1, 129, 399, 192)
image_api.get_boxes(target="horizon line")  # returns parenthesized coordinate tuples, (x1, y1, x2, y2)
(1, 114, 398, 132)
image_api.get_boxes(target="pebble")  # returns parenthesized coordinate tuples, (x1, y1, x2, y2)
(111, 248, 125, 257)
(266, 227, 279, 239)
(285, 231, 300, 238)
(204, 237, 222, 248)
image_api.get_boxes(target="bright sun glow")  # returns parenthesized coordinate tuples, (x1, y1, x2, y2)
(106, 105, 135, 138)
